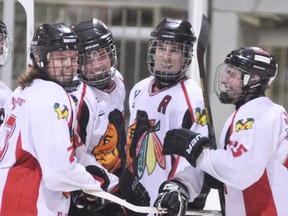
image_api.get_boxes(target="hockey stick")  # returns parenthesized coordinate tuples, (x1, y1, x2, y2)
(83, 189, 221, 216)
(196, 14, 225, 216)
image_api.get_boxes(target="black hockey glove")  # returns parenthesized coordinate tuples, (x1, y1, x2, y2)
(85, 165, 110, 191)
(163, 128, 210, 167)
(187, 181, 210, 210)
(69, 190, 106, 216)
(114, 168, 150, 216)
(69, 165, 110, 216)
(204, 173, 224, 190)
(154, 180, 190, 216)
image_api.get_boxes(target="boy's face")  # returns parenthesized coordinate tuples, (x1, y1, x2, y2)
(46, 50, 78, 83)
(154, 40, 183, 74)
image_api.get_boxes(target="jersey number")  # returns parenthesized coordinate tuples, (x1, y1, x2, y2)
(228, 141, 247, 157)
(0, 115, 16, 161)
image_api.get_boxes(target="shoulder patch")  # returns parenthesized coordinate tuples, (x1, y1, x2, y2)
(54, 103, 69, 120)
(235, 118, 255, 132)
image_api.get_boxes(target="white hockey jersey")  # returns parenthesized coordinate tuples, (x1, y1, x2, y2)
(127, 76, 208, 209)
(0, 79, 104, 216)
(71, 70, 125, 188)
(198, 96, 288, 216)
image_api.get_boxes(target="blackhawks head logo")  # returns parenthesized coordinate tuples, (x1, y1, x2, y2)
(92, 109, 126, 174)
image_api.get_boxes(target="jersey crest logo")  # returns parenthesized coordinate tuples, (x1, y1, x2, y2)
(195, 107, 207, 126)
(127, 110, 165, 179)
(54, 103, 69, 120)
(235, 118, 255, 132)
(92, 109, 126, 173)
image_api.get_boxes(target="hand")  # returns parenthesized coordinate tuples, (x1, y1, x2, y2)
(154, 180, 189, 216)
(69, 165, 110, 215)
(69, 190, 106, 215)
(163, 128, 210, 167)
(204, 173, 224, 190)
(115, 168, 150, 216)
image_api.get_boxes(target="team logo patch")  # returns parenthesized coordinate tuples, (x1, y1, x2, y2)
(127, 110, 165, 179)
(235, 118, 255, 132)
(92, 109, 126, 173)
(54, 103, 69, 120)
(195, 107, 207, 126)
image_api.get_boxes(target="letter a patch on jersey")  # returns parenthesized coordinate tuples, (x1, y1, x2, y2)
(54, 103, 69, 120)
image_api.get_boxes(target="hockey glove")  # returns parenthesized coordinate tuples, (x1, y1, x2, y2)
(69, 190, 106, 216)
(187, 181, 210, 210)
(114, 168, 150, 216)
(69, 165, 110, 216)
(204, 173, 224, 190)
(154, 180, 189, 216)
(85, 165, 110, 191)
(163, 128, 210, 167)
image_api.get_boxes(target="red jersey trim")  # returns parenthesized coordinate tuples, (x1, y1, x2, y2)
(1, 133, 41, 216)
(243, 169, 277, 216)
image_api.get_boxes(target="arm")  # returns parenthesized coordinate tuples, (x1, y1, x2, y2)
(28, 88, 103, 192)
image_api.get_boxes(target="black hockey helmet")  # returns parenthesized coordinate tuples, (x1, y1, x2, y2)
(150, 17, 196, 45)
(0, 21, 12, 68)
(147, 17, 197, 86)
(30, 23, 79, 92)
(30, 23, 77, 68)
(214, 47, 278, 104)
(71, 18, 117, 88)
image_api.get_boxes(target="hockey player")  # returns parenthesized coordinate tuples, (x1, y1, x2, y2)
(70, 18, 126, 178)
(0, 21, 12, 125)
(0, 21, 12, 69)
(161, 47, 288, 216)
(0, 23, 112, 215)
(69, 18, 150, 216)
(125, 17, 210, 215)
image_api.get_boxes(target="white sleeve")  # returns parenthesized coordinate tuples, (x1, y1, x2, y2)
(27, 89, 103, 192)
(198, 109, 280, 190)
(171, 157, 205, 201)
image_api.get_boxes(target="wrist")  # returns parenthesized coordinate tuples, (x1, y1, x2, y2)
(186, 135, 209, 167)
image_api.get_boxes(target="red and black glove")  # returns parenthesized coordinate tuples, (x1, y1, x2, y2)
(163, 128, 210, 167)
(69, 165, 110, 216)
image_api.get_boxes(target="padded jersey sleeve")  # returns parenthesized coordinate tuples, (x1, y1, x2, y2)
(26, 85, 104, 192)
(197, 100, 282, 190)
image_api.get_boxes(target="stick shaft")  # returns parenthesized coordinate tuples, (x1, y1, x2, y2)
(196, 14, 226, 216)
(83, 190, 221, 215)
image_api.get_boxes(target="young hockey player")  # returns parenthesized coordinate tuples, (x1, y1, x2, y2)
(0, 21, 12, 125)
(69, 18, 150, 216)
(0, 21, 12, 69)
(70, 18, 126, 178)
(125, 17, 210, 215)
(160, 46, 288, 216)
(0, 22, 111, 215)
